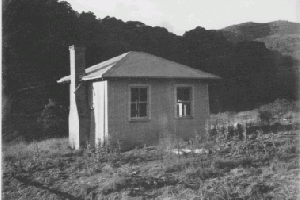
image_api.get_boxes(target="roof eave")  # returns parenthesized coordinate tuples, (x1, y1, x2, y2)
(102, 75, 221, 79)
(57, 74, 221, 83)
(57, 76, 71, 84)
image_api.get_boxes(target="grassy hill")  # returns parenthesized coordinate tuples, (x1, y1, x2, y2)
(255, 34, 300, 58)
(221, 20, 300, 43)
(221, 20, 300, 60)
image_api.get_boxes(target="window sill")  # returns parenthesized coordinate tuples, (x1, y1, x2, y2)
(129, 118, 151, 123)
(176, 116, 194, 120)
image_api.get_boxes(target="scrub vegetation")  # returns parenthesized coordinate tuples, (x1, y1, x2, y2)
(3, 99, 300, 199)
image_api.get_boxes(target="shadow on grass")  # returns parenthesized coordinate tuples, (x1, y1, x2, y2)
(14, 175, 83, 200)
(102, 174, 179, 197)
(213, 157, 257, 170)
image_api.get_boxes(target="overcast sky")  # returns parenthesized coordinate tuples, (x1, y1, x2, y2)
(65, 0, 299, 35)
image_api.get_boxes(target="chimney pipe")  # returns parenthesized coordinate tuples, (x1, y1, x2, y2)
(69, 45, 89, 150)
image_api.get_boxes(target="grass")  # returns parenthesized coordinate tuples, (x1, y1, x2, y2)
(3, 100, 300, 199)
(3, 129, 300, 199)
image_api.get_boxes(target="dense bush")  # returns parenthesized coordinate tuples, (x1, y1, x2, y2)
(3, 0, 299, 116)
(258, 99, 297, 125)
(37, 99, 68, 138)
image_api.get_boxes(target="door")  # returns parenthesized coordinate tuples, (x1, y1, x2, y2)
(92, 81, 108, 147)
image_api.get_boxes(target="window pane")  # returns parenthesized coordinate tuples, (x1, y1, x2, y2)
(139, 88, 147, 102)
(177, 87, 190, 102)
(139, 103, 147, 117)
(131, 103, 138, 117)
(131, 88, 139, 102)
(177, 102, 191, 117)
(184, 102, 191, 116)
(177, 88, 184, 102)
(130, 87, 148, 118)
(183, 88, 190, 101)
(177, 103, 182, 116)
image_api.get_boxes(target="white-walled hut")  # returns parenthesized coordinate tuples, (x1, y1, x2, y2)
(57, 45, 220, 150)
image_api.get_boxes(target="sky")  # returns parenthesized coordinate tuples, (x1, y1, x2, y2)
(65, 0, 299, 35)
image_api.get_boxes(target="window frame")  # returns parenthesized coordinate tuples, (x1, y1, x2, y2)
(174, 84, 194, 119)
(128, 84, 151, 122)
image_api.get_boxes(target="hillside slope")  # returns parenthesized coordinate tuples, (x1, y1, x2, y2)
(255, 34, 300, 58)
(221, 20, 300, 43)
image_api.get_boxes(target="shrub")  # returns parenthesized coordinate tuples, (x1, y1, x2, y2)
(259, 99, 295, 125)
(37, 99, 68, 138)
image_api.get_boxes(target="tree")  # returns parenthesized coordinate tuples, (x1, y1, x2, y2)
(37, 99, 68, 138)
(2, 0, 299, 121)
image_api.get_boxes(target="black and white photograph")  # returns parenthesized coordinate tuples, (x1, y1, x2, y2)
(2, 0, 300, 199)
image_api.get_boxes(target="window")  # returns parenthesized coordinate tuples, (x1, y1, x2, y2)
(130, 86, 150, 120)
(176, 86, 192, 118)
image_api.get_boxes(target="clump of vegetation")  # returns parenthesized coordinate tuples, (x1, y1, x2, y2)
(3, 101, 300, 199)
(258, 99, 298, 125)
(37, 99, 68, 139)
(3, 133, 299, 199)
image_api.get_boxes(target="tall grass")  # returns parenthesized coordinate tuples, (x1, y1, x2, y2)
(3, 99, 300, 199)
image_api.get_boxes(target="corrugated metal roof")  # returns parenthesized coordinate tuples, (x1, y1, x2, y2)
(57, 51, 220, 83)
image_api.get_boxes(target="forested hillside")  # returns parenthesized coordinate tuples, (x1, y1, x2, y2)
(3, 0, 299, 120)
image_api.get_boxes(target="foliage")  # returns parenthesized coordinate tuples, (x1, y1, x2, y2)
(2, 0, 300, 119)
(3, 105, 300, 199)
(37, 99, 68, 138)
(259, 110, 273, 126)
(3, 127, 299, 199)
(259, 99, 296, 125)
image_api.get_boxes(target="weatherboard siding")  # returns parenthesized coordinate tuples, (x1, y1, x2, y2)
(107, 79, 210, 150)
